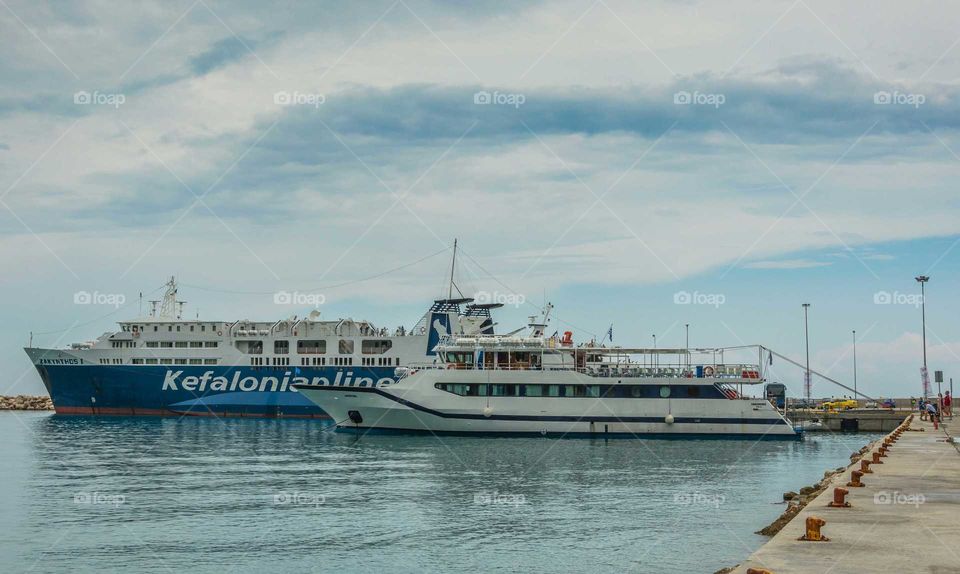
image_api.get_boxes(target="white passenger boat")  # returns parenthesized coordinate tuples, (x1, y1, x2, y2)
(295, 308, 800, 439)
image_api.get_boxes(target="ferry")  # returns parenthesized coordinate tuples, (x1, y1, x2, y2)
(295, 307, 800, 438)
(24, 275, 501, 418)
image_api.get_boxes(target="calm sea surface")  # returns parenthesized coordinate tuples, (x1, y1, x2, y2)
(0, 412, 877, 573)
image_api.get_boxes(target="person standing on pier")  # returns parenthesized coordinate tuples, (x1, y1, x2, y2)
(945, 391, 952, 417)
(925, 400, 939, 423)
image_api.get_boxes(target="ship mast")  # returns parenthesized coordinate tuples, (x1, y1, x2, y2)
(155, 276, 183, 318)
(447, 238, 457, 299)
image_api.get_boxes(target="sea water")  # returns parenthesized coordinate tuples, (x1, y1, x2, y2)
(0, 412, 877, 573)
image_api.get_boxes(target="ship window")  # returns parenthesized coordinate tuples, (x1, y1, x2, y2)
(154, 326, 158, 332)
(204, 341, 218, 348)
(201, 325, 206, 332)
(659, 386, 671, 398)
(176, 326, 181, 332)
(235, 340, 263, 354)
(275, 340, 289, 355)
(630, 386, 644, 398)
(587, 385, 600, 398)
(190, 326, 194, 332)
(298, 340, 326, 354)
(447, 352, 474, 365)
(339, 340, 354, 354)
(362, 340, 393, 354)
(491, 384, 517, 396)
(436, 383, 487, 396)
(168, 326, 172, 332)
(545, 385, 560, 397)
(145, 358, 158, 364)
(686, 386, 700, 397)
(204, 359, 217, 365)
(189, 341, 203, 348)
(175, 359, 187, 364)
(524, 385, 544, 397)
(132, 358, 144, 364)
(189, 358, 203, 365)
(566, 385, 588, 397)
(160, 358, 173, 364)
(160, 341, 173, 348)
(175, 341, 188, 348)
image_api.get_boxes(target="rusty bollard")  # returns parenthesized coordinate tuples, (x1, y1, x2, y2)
(872, 452, 884, 464)
(847, 469, 865, 487)
(799, 516, 829, 541)
(879, 446, 888, 457)
(746, 569, 773, 574)
(861, 459, 873, 474)
(828, 487, 851, 508)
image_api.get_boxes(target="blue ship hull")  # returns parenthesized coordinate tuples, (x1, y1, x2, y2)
(33, 364, 398, 418)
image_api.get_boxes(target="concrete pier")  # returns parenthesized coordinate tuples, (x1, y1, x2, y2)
(787, 409, 910, 432)
(734, 417, 960, 573)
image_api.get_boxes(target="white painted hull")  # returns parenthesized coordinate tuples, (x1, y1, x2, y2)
(296, 369, 799, 439)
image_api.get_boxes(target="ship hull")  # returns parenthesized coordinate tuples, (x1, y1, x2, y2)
(295, 372, 800, 439)
(31, 363, 399, 419)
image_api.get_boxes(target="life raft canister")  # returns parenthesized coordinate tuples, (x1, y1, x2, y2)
(703, 366, 715, 377)
(561, 331, 573, 346)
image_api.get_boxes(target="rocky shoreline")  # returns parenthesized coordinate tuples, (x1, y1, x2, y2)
(0, 395, 54, 410)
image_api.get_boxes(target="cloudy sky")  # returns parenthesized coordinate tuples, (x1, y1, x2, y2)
(2, 0, 959, 398)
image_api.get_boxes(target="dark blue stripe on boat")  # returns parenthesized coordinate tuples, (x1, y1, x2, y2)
(334, 426, 801, 440)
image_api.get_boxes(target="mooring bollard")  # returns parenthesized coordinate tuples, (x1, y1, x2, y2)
(861, 459, 873, 474)
(872, 452, 883, 464)
(847, 470, 865, 487)
(746, 569, 773, 574)
(828, 487, 851, 508)
(879, 446, 888, 457)
(799, 516, 829, 541)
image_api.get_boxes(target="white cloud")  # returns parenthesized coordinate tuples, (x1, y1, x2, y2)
(743, 259, 833, 269)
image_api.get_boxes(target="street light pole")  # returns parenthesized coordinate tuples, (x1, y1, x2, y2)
(852, 329, 857, 401)
(803, 303, 811, 403)
(916, 275, 930, 398)
(685, 323, 689, 368)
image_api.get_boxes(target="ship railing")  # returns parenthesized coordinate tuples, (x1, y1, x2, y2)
(425, 362, 763, 380)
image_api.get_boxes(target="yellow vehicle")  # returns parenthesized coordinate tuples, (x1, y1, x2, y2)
(822, 399, 857, 411)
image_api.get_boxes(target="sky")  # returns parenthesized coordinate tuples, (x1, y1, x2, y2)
(1, 0, 959, 399)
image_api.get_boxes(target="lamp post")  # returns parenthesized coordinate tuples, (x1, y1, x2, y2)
(916, 275, 929, 398)
(685, 323, 689, 368)
(802, 303, 811, 403)
(852, 330, 857, 401)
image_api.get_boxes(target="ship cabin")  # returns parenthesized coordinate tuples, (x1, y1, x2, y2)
(433, 334, 764, 383)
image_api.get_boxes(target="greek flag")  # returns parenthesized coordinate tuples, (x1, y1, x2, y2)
(607, 325, 613, 342)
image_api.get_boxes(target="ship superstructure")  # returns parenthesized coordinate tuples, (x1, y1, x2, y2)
(26, 275, 500, 418)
